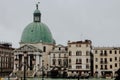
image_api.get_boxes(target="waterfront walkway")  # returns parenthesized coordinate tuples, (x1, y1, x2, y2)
(2, 77, 115, 80)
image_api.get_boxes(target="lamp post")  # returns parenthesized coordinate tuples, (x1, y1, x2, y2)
(90, 46, 93, 77)
(41, 60, 44, 80)
(14, 58, 19, 79)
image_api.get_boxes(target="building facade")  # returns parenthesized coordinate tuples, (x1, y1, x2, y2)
(93, 47, 120, 77)
(0, 43, 14, 77)
(50, 44, 68, 69)
(67, 40, 92, 76)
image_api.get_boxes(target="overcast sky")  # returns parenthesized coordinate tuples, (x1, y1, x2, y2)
(0, 0, 120, 48)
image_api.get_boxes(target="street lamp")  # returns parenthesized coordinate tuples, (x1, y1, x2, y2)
(90, 46, 93, 77)
(41, 60, 45, 80)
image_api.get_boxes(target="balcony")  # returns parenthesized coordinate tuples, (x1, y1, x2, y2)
(76, 62, 82, 64)
(100, 61, 108, 64)
(100, 53, 107, 56)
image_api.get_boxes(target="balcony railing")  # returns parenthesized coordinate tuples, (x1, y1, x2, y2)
(100, 61, 108, 64)
(100, 53, 107, 56)
(76, 62, 82, 64)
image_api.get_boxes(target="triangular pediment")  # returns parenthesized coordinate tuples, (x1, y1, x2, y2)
(14, 45, 42, 52)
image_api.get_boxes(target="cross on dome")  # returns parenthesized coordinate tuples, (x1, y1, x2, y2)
(36, 2, 40, 9)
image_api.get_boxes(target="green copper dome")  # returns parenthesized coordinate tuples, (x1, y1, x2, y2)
(21, 22, 55, 44)
(20, 4, 55, 44)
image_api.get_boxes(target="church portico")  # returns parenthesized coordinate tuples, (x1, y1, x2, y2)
(12, 45, 42, 77)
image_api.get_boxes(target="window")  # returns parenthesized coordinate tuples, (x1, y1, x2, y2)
(64, 54, 66, 57)
(76, 44, 78, 47)
(58, 59, 61, 65)
(79, 59, 82, 64)
(100, 50, 103, 56)
(104, 50, 107, 56)
(101, 65, 103, 69)
(59, 47, 61, 50)
(95, 65, 98, 69)
(76, 59, 78, 63)
(76, 66, 82, 69)
(63, 59, 67, 66)
(69, 51, 72, 56)
(86, 51, 89, 56)
(59, 54, 61, 58)
(105, 65, 107, 69)
(79, 51, 82, 56)
(95, 58, 98, 62)
(110, 65, 112, 69)
(110, 50, 112, 54)
(76, 51, 79, 56)
(104, 58, 107, 63)
(69, 65, 71, 68)
(69, 59, 71, 63)
(86, 58, 89, 63)
(110, 58, 112, 62)
(115, 63, 117, 67)
(115, 50, 117, 54)
(69, 44, 71, 47)
(76, 59, 82, 64)
(52, 59, 56, 65)
(76, 51, 82, 56)
(100, 58, 103, 61)
(43, 46, 46, 52)
(95, 50, 97, 54)
(53, 54, 55, 58)
(79, 44, 81, 47)
(86, 64, 89, 69)
(86, 44, 88, 47)
(115, 57, 117, 61)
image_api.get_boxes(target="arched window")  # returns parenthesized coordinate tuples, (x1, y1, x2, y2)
(79, 51, 82, 56)
(115, 50, 117, 54)
(76, 51, 78, 56)
(58, 59, 61, 65)
(104, 50, 107, 56)
(86, 51, 89, 56)
(53, 54, 55, 58)
(110, 50, 112, 54)
(100, 50, 103, 56)
(59, 54, 61, 58)
(76, 59, 78, 63)
(52, 59, 56, 65)
(59, 47, 61, 50)
(86, 58, 89, 63)
(69, 51, 72, 56)
(43, 46, 46, 52)
(69, 59, 71, 63)
(79, 59, 82, 64)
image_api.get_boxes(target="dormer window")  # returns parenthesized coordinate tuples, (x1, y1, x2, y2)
(59, 47, 61, 51)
